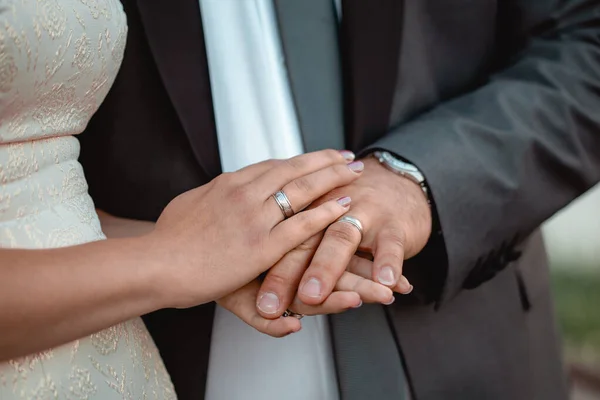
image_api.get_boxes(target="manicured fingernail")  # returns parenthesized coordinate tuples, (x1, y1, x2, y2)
(353, 300, 363, 308)
(383, 295, 396, 305)
(337, 196, 352, 207)
(377, 266, 396, 286)
(257, 292, 280, 314)
(339, 150, 356, 161)
(399, 275, 413, 294)
(348, 160, 364, 173)
(301, 278, 322, 298)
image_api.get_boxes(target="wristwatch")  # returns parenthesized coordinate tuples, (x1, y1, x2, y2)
(372, 151, 430, 205)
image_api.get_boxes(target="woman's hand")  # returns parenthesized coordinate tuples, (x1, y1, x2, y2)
(0, 150, 361, 360)
(98, 209, 393, 339)
(148, 150, 365, 309)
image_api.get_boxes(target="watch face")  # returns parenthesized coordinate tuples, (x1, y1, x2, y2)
(391, 158, 419, 173)
(378, 151, 424, 182)
(379, 151, 414, 171)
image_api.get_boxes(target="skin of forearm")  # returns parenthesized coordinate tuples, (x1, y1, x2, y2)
(96, 209, 156, 238)
(0, 235, 163, 361)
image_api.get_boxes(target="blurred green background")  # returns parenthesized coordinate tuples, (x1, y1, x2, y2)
(543, 184, 600, 398)
(551, 270, 600, 365)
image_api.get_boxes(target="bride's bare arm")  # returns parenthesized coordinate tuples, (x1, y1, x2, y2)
(0, 149, 361, 359)
(0, 236, 162, 361)
(96, 209, 155, 238)
(0, 212, 164, 360)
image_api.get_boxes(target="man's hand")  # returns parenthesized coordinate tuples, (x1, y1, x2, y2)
(256, 156, 431, 315)
(218, 231, 395, 337)
(217, 270, 390, 337)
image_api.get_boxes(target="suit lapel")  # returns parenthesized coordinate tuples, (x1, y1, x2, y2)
(274, 0, 345, 152)
(341, 0, 404, 150)
(136, 0, 221, 178)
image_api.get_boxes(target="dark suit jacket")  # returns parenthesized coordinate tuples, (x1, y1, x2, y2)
(80, 0, 600, 399)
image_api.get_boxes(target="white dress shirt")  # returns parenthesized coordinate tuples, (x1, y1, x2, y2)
(199, 1, 340, 399)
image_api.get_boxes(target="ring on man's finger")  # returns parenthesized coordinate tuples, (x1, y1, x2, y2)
(336, 215, 364, 240)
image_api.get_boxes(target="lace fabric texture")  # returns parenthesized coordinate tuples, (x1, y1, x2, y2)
(0, 1, 175, 398)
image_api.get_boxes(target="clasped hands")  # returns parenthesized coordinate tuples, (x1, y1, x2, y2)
(214, 151, 432, 337)
(149, 149, 431, 337)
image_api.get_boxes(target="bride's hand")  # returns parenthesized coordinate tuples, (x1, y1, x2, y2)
(148, 150, 363, 309)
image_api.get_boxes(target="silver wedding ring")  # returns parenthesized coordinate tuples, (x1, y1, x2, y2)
(336, 215, 364, 240)
(272, 190, 295, 219)
(282, 309, 304, 319)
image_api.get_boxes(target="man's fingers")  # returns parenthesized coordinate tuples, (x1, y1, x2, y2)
(288, 291, 361, 316)
(335, 271, 394, 304)
(372, 228, 412, 294)
(218, 280, 301, 338)
(270, 198, 351, 257)
(296, 217, 363, 305)
(256, 234, 323, 319)
(348, 255, 411, 295)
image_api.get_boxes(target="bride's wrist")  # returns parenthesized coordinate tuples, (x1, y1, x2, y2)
(112, 234, 172, 312)
(135, 231, 208, 310)
(95, 212, 169, 310)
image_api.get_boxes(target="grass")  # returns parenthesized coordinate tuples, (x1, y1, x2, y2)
(551, 268, 600, 366)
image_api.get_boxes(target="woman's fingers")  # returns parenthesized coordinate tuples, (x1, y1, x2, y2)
(253, 149, 355, 194)
(269, 197, 351, 260)
(264, 160, 363, 225)
(218, 280, 301, 338)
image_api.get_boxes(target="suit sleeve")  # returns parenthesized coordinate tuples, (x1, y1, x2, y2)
(368, 1, 600, 303)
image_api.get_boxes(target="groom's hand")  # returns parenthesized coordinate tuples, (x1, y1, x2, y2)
(217, 268, 391, 337)
(218, 232, 394, 337)
(256, 156, 431, 315)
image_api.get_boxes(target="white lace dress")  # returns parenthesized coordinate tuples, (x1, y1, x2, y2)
(0, 1, 174, 398)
